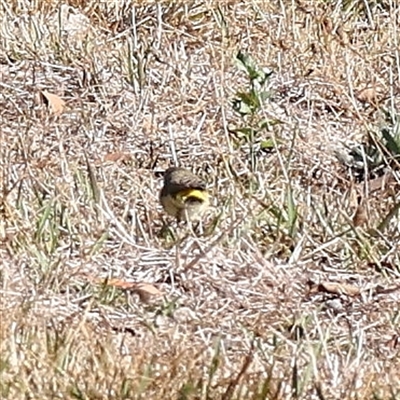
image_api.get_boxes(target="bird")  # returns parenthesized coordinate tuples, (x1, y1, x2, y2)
(159, 167, 210, 222)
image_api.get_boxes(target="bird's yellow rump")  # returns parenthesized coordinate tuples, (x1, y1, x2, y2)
(160, 167, 209, 222)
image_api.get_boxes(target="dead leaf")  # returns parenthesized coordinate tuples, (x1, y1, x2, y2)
(319, 281, 361, 297)
(40, 91, 66, 115)
(387, 334, 400, 350)
(358, 174, 397, 193)
(336, 26, 349, 45)
(357, 87, 378, 104)
(356, 85, 387, 105)
(373, 284, 400, 295)
(94, 278, 164, 303)
(321, 17, 333, 34)
(104, 152, 132, 163)
(132, 283, 164, 303)
(105, 278, 136, 289)
(353, 203, 368, 227)
(308, 280, 361, 297)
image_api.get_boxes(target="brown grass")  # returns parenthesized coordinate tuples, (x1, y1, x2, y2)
(1, 0, 399, 399)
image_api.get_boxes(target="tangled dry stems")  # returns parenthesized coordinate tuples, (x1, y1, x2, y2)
(1, 1, 399, 399)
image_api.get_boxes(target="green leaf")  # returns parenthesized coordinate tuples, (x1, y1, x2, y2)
(258, 90, 272, 101)
(260, 139, 274, 150)
(382, 127, 400, 156)
(232, 98, 252, 115)
(238, 91, 260, 108)
(232, 90, 262, 116)
(235, 51, 259, 80)
(258, 118, 283, 130)
(232, 127, 255, 138)
(235, 51, 272, 86)
(287, 187, 298, 238)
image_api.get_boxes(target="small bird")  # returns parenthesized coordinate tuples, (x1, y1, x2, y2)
(159, 167, 210, 222)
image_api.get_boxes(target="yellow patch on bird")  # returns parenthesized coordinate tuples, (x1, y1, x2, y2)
(177, 189, 208, 203)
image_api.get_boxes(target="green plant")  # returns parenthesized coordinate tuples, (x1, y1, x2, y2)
(335, 109, 400, 180)
(230, 51, 281, 171)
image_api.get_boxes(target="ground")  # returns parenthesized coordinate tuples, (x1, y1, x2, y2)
(0, 1, 399, 399)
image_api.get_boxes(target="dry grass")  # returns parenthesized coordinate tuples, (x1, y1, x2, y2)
(1, 0, 400, 399)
